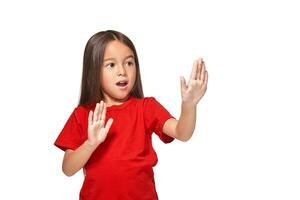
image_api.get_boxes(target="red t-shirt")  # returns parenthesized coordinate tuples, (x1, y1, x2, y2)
(54, 96, 175, 200)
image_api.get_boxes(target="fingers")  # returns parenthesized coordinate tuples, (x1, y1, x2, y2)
(196, 58, 202, 80)
(180, 76, 187, 93)
(93, 102, 100, 122)
(105, 118, 114, 132)
(195, 58, 207, 87)
(98, 101, 104, 121)
(199, 60, 205, 82)
(99, 118, 105, 127)
(88, 110, 93, 126)
(90, 100, 105, 126)
(204, 70, 208, 86)
(189, 59, 198, 81)
(100, 101, 106, 122)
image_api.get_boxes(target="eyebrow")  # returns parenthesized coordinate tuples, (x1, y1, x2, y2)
(104, 55, 134, 62)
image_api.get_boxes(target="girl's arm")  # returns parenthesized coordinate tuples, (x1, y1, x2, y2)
(62, 101, 113, 176)
(163, 58, 208, 142)
(62, 141, 98, 176)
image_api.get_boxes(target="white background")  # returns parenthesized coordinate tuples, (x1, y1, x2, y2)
(0, 0, 299, 199)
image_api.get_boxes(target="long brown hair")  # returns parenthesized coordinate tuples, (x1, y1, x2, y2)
(78, 30, 144, 106)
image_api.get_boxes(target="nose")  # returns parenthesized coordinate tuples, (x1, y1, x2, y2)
(117, 64, 126, 76)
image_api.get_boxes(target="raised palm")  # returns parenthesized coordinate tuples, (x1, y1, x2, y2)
(180, 58, 208, 105)
(87, 101, 113, 146)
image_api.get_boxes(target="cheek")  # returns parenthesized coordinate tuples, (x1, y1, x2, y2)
(130, 70, 136, 85)
(131, 67, 137, 79)
(100, 71, 111, 88)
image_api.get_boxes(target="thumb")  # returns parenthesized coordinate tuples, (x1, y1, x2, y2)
(180, 76, 187, 93)
(105, 118, 114, 133)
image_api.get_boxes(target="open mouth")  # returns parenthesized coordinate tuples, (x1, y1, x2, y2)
(116, 81, 128, 87)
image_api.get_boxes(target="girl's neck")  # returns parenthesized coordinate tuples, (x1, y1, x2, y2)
(104, 95, 131, 107)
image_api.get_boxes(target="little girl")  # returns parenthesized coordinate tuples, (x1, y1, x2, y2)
(54, 30, 208, 200)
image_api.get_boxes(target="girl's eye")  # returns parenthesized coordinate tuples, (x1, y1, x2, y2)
(127, 61, 135, 66)
(106, 63, 115, 68)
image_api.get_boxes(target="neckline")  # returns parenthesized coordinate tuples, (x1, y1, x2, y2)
(82, 96, 136, 112)
(106, 96, 135, 111)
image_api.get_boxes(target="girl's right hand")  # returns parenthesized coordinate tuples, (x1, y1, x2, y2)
(87, 101, 113, 146)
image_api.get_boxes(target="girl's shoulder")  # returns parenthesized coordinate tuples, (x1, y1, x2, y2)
(69, 104, 94, 124)
(142, 96, 160, 105)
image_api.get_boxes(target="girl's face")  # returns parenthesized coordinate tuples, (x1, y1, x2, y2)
(100, 40, 136, 106)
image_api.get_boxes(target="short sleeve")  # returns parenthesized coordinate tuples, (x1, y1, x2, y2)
(54, 108, 84, 151)
(144, 97, 175, 143)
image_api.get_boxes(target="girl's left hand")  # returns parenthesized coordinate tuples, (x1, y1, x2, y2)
(180, 57, 208, 106)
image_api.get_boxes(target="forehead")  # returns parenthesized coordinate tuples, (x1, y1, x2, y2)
(103, 40, 134, 59)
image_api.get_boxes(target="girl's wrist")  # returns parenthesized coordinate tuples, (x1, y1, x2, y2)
(84, 140, 99, 151)
(181, 101, 197, 109)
